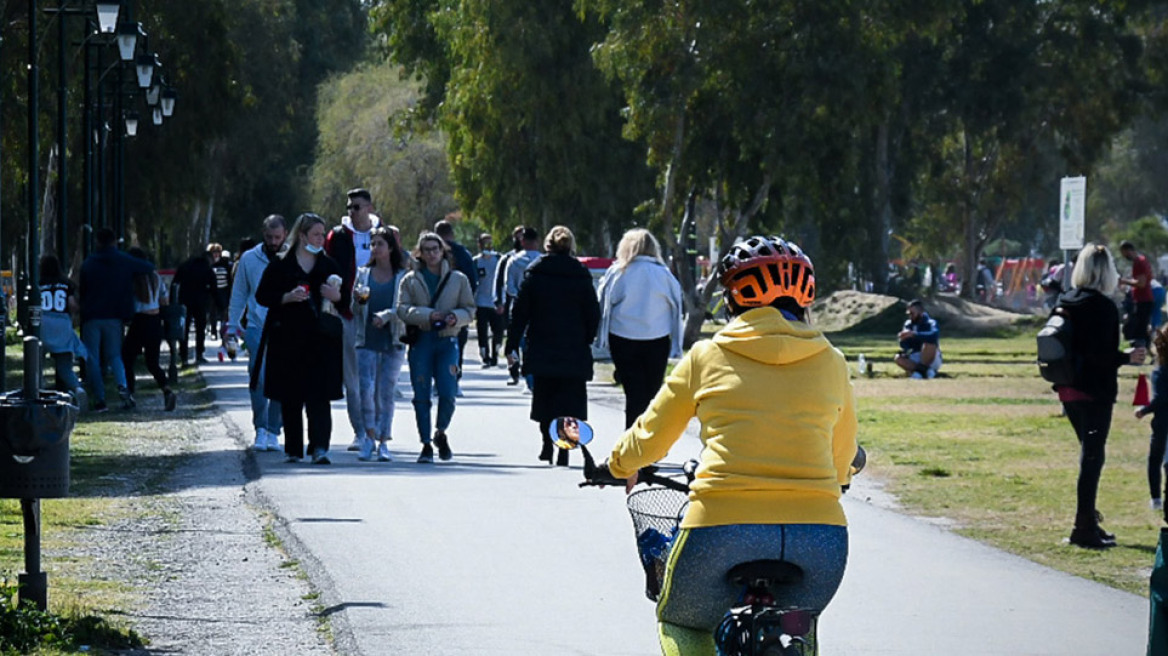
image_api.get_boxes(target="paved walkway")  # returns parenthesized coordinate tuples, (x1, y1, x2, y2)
(200, 346, 1149, 655)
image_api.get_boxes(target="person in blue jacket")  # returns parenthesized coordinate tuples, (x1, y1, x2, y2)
(79, 227, 155, 412)
(893, 299, 942, 379)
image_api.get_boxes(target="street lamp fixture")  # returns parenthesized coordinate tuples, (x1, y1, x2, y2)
(135, 54, 157, 89)
(146, 82, 161, 106)
(115, 22, 142, 62)
(125, 111, 139, 137)
(152, 106, 163, 126)
(95, 1, 121, 34)
(160, 87, 177, 117)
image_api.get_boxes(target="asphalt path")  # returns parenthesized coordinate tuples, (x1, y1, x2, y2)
(201, 345, 1149, 655)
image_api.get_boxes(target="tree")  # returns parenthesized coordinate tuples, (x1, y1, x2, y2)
(904, 0, 1147, 299)
(371, 0, 654, 251)
(311, 60, 456, 239)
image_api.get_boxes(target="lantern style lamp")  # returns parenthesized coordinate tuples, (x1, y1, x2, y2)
(146, 82, 161, 106)
(152, 106, 163, 126)
(95, 1, 121, 34)
(116, 22, 141, 62)
(160, 87, 177, 117)
(135, 54, 156, 89)
(125, 111, 139, 137)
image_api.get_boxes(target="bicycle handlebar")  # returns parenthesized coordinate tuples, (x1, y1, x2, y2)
(580, 447, 692, 493)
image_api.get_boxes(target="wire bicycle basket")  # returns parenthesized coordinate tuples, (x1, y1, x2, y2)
(626, 485, 689, 601)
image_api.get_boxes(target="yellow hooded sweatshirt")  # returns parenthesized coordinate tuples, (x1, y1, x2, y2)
(609, 307, 857, 529)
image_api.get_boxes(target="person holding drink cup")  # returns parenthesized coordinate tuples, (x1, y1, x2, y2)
(396, 232, 475, 463)
(352, 227, 408, 461)
(255, 213, 346, 465)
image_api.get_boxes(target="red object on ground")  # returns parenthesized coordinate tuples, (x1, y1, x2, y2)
(1135, 373, 1151, 406)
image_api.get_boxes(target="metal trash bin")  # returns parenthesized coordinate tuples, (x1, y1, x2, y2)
(0, 390, 77, 499)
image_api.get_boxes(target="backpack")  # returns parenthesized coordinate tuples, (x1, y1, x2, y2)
(1037, 306, 1076, 386)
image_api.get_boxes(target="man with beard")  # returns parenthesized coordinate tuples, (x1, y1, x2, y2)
(227, 214, 288, 451)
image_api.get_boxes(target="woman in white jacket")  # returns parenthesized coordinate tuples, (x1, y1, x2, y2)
(352, 227, 409, 462)
(596, 229, 683, 428)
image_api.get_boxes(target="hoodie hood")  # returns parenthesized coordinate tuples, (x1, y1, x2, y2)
(1058, 286, 1104, 308)
(527, 252, 591, 279)
(712, 307, 830, 365)
(340, 214, 381, 232)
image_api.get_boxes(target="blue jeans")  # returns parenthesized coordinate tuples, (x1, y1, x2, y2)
(82, 319, 128, 403)
(358, 346, 406, 439)
(657, 523, 847, 651)
(408, 331, 459, 443)
(52, 353, 81, 392)
(244, 324, 282, 436)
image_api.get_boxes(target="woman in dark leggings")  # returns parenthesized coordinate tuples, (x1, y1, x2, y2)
(122, 248, 177, 411)
(1055, 244, 1145, 549)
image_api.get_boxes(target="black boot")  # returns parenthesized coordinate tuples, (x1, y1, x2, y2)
(539, 436, 553, 463)
(556, 448, 569, 467)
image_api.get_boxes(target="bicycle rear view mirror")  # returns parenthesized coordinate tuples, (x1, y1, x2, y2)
(551, 417, 593, 450)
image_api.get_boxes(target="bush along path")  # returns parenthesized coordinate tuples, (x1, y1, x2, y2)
(0, 369, 332, 654)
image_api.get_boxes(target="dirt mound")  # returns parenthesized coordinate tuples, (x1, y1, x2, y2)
(812, 290, 1033, 335)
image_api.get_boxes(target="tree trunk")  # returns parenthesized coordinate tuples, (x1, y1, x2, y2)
(873, 121, 892, 294)
(680, 177, 772, 347)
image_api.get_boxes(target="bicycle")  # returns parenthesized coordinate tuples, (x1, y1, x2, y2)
(552, 416, 864, 656)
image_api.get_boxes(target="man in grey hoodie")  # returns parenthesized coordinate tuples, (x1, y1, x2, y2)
(227, 214, 287, 451)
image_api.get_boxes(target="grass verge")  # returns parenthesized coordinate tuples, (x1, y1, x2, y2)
(835, 332, 1159, 596)
(0, 344, 210, 654)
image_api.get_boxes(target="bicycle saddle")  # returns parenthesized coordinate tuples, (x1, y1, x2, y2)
(726, 560, 804, 589)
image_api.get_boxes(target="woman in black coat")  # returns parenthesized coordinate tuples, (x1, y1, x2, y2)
(256, 213, 346, 464)
(1055, 243, 1146, 548)
(506, 225, 600, 466)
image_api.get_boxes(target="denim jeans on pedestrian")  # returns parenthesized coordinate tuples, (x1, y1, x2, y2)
(342, 315, 364, 440)
(408, 331, 459, 443)
(82, 318, 128, 404)
(358, 346, 406, 440)
(52, 353, 81, 392)
(244, 324, 282, 437)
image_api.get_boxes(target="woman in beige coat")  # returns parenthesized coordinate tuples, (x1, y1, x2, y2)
(397, 232, 475, 463)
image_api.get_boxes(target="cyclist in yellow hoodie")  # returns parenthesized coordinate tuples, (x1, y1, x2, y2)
(604, 235, 857, 655)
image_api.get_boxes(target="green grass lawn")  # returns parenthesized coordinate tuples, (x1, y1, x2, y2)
(832, 332, 1159, 596)
(0, 343, 208, 653)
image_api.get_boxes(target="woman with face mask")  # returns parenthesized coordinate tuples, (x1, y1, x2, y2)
(256, 213, 346, 464)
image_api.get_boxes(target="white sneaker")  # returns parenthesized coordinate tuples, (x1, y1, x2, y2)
(265, 431, 280, 452)
(377, 442, 393, 462)
(357, 436, 375, 461)
(347, 437, 362, 452)
(910, 372, 923, 380)
(1152, 498, 1163, 511)
(253, 428, 267, 451)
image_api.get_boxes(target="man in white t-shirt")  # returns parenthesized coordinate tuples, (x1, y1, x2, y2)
(326, 188, 381, 450)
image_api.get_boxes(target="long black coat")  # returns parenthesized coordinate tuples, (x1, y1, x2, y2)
(506, 252, 600, 381)
(255, 252, 344, 403)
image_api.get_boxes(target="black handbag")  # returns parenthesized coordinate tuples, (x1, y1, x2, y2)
(317, 311, 343, 339)
(400, 272, 451, 345)
(400, 324, 421, 346)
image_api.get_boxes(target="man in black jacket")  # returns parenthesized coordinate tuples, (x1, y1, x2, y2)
(174, 250, 216, 366)
(326, 188, 381, 450)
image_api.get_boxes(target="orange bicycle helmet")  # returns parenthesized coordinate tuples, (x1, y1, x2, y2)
(718, 236, 815, 309)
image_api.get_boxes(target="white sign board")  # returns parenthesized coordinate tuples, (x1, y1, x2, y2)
(1059, 176, 1086, 251)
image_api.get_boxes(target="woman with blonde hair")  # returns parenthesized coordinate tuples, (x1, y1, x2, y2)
(506, 225, 600, 465)
(1054, 243, 1145, 548)
(397, 232, 475, 463)
(596, 228, 683, 427)
(255, 213, 345, 464)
